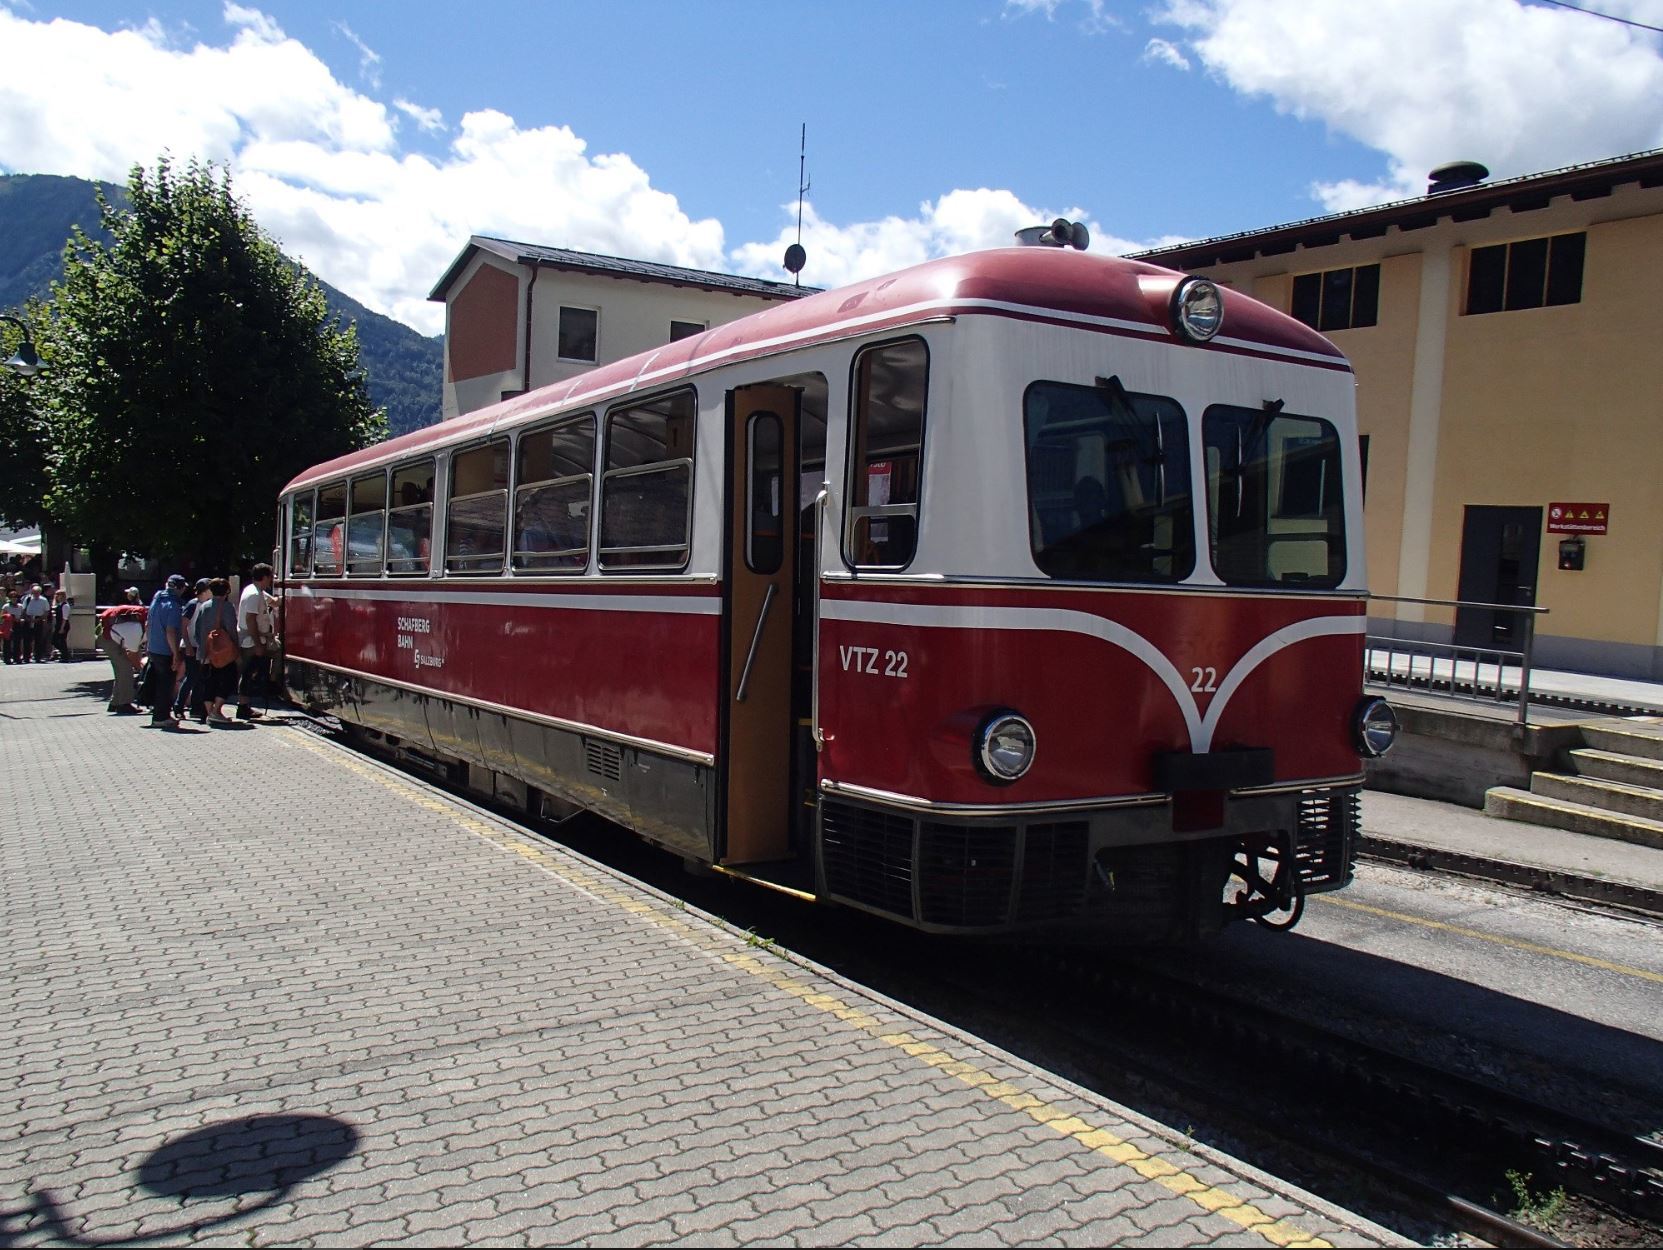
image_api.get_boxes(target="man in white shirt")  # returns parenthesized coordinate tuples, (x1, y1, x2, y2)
(236, 562, 277, 720)
(20, 583, 50, 663)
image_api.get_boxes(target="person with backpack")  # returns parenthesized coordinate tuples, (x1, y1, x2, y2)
(192, 578, 242, 725)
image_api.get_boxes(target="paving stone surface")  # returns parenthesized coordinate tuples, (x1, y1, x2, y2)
(0, 662, 1405, 1247)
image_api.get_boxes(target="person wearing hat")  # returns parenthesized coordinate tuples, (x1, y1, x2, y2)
(143, 575, 193, 727)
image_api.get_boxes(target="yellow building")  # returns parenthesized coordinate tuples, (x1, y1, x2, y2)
(1138, 149, 1663, 680)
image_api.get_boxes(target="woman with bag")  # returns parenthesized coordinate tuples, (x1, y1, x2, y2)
(192, 579, 242, 724)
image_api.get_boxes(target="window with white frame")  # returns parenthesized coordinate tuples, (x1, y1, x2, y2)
(557, 306, 599, 362)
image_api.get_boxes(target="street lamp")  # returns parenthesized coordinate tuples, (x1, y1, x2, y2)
(0, 313, 41, 376)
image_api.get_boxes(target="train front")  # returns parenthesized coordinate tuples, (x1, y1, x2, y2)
(814, 247, 1398, 942)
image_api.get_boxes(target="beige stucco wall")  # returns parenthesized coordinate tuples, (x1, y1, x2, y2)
(1433, 213, 1663, 650)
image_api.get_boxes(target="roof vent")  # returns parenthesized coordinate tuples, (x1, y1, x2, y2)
(1427, 161, 1489, 195)
(1015, 218, 1090, 250)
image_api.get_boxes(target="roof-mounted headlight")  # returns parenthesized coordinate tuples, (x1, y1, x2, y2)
(1353, 697, 1399, 758)
(976, 711, 1037, 784)
(1171, 277, 1224, 343)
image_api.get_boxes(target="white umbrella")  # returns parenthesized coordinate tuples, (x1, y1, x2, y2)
(0, 539, 41, 556)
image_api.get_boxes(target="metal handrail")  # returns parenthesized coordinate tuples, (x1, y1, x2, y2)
(1366, 594, 1549, 726)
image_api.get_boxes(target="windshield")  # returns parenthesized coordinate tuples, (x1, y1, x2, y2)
(1023, 380, 1195, 583)
(1202, 404, 1345, 588)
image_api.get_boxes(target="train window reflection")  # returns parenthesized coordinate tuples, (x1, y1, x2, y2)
(347, 472, 387, 575)
(746, 412, 784, 574)
(288, 491, 314, 577)
(446, 440, 510, 574)
(1024, 380, 1195, 583)
(313, 483, 347, 576)
(599, 390, 695, 570)
(387, 460, 435, 575)
(1203, 406, 1345, 588)
(846, 338, 927, 569)
(514, 414, 594, 573)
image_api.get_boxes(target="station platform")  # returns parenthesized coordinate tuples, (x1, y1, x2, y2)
(0, 662, 1399, 1248)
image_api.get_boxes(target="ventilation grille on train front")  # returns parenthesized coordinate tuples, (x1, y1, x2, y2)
(585, 740, 622, 782)
(918, 822, 1017, 927)
(820, 800, 914, 920)
(1295, 788, 1360, 889)
(1016, 822, 1089, 922)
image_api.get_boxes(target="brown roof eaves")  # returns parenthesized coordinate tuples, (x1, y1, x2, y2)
(1130, 147, 1663, 271)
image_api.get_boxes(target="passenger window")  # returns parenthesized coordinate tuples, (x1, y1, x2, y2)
(312, 483, 347, 576)
(1203, 405, 1345, 588)
(347, 472, 387, 575)
(1024, 379, 1195, 583)
(445, 440, 510, 574)
(599, 390, 696, 570)
(288, 491, 314, 577)
(845, 339, 927, 569)
(746, 412, 785, 574)
(514, 414, 595, 573)
(388, 461, 436, 575)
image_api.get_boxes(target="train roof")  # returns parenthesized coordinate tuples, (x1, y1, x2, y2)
(286, 247, 1348, 493)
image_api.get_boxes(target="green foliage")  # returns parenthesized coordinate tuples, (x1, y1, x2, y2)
(1504, 1169, 1567, 1230)
(34, 157, 386, 568)
(0, 172, 443, 441)
(0, 308, 49, 527)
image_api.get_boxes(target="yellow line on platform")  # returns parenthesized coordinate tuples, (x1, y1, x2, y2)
(276, 732, 1335, 1248)
(1314, 895, 1663, 985)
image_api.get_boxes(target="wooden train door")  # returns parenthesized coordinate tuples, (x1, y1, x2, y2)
(721, 385, 799, 864)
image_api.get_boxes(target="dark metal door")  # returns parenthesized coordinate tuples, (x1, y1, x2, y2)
(1454, 505, 1542, 649)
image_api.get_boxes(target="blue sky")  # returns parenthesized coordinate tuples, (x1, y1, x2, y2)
(3, 1, 1662, 333)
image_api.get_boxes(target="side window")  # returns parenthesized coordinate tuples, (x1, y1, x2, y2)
(288, 491, 314, 577)
(746, 412, 785, 574)
(312, 483, 347, 576)
(445, 440, 510, 574)
(514, 413, 595, 573)
(1202, 405, 1345, 588)
(387, 460, 436, 575)
(599, 390, 696, 570)
(1024, 380, 1195, 583)
(347, 472, 387, 575)
(845, 338, 928, 569)
(558, 306, 599, 363)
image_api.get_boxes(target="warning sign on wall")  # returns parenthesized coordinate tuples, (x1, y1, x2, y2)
(1547, 502, 1610, 535)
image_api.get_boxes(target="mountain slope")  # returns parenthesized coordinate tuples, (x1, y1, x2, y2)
(0, 173, 441, 437)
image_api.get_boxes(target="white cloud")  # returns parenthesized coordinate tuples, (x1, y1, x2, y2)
(394, 99, 445, 134)
(1002, 0, 1120, 33)
(0, 4, 1172, 335)
(1141, 37, 1191, 71)
(332, 20, 382, 90)
(1152, 0, 1663, 210)
(729, 190, 1175, 290)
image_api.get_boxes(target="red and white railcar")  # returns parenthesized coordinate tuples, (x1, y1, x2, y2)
(277, 238, 1397, 941)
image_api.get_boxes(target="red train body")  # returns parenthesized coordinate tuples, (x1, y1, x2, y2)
(278, 244, 1392, 941)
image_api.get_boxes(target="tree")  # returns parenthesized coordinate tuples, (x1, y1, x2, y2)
(36, 157, 385, 571)
(0, 308, 49, 528)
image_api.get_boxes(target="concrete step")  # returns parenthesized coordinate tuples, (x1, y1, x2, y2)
(1484, 786, 1663, 851)
(1530, 771, 1663, 823)
(1566, 748, 1663, 789)
(1580, 723, 1663, 763)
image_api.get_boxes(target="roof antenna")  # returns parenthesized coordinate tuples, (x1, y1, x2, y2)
(783, 123, 809, 285)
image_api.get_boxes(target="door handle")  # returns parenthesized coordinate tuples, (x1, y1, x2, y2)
(735, 582, 777, 704)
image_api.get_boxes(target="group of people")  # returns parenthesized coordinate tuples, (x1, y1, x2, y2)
(96, 564, 279, 728)
(0, 584, 74, 664)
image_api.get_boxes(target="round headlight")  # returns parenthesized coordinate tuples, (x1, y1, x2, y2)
(1171, 277, 1224, 342)
(977, 711, 1037, 783)
(1353, 697, 1399, 758)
